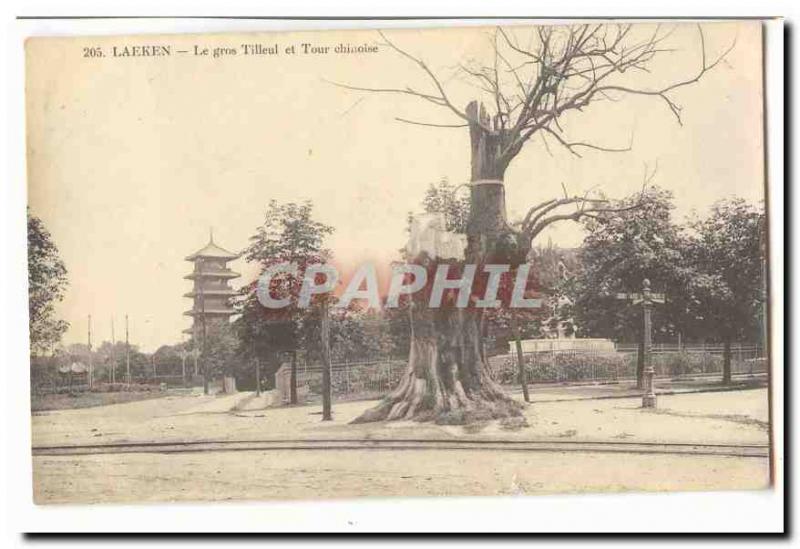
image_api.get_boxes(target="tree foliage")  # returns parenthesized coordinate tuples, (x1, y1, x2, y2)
(153, 343, 188, 376)
(236, 200, 335, 377)
(202, 322, 239, 379)
(28, 210, 69, 355)
(420, 177, 471, 233)
(568, 192, 765, 348)
(684, 198, 765, 344)
(569, 187, 691, 342)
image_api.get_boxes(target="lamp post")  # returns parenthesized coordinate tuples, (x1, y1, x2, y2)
(616, 279, 665, 409)
(640, 281, 657, 408)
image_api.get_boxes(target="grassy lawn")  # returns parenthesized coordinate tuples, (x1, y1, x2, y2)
(31, 390, 174, 413)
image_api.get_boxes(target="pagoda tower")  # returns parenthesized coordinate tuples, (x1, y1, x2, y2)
(183, 231, 240, 340)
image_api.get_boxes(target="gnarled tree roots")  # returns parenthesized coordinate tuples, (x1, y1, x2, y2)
(351, 330, 525, 425)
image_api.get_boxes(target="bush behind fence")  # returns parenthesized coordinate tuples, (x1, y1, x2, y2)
(279, 344, 765, 402)
(489, 345, 766, 385)
(36, 344, 766, 399)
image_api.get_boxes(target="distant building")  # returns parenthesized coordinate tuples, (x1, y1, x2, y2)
(183, 232, 240, 340)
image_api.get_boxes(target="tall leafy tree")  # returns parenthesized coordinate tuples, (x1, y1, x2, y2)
(152, 344, 185, 376)
(237, 200, 334, 400)
(202, 322, 239, 383)
(27, 210, 69, 356)
(568, 187, 691, 385)
(685, 198, 765, 383)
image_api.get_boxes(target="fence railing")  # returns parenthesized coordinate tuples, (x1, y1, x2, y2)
(488, 345, 766, 385)
(34, 343, 767, 399)
(275, 359, 408, 403)
(276, 344, 767, 403)
(31, 372, 195, 395)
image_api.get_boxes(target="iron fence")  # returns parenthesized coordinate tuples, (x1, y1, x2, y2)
(489, 344, 766, 385)
(276, 359, 408, 403)
(31, 372, 192, 395)
(34, 343, 767, 399)
(279, 344, 767, 402)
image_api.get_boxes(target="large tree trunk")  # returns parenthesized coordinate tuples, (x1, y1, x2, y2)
(353, 101, 524, 424)
(352, 308, 522, 424)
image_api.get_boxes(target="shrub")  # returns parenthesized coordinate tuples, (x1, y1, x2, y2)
(303, 360, 407, 400)
(651, 352, 722, 376)
(492, 350, 632, 384)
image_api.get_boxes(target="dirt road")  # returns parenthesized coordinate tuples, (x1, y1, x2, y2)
(33, 448, 769, 504)
(31, 389, 770, 448)
(30, 387, 771, 503)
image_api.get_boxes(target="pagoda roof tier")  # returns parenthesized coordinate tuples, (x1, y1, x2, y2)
(183, 289, 238, 298)
(183, 308, 239, 317)
(184, 269, 240, 280)
(185, 235, 240, 261)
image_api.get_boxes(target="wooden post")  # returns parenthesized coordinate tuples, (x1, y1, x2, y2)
(321, 301, 333, 421)
(511, 314, 530, 403)
(759, 216, 768, 360)
(180, 349, 187, 385)
(111, 317, 116, 384)
(87, 315, 93, 389)
(722, 338, 733, 385)
(125, 314, 130, 383)
(255, 357, 261, 397)
(290, 350, 298, 404)
(199, 258, 209, 395)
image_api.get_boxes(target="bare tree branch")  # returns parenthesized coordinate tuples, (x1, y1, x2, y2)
(332, 22, 733, 215)
(323, 78, 446, 106)
(395, 117, 469, 128)
(526, 199, 646, 243)
(522, 195, 609, 234)
(540, 126, 633, 158)
(376, 30, 481, 127)
(588, 26, 737, 125)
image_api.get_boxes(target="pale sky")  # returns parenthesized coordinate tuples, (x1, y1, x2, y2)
(26, 21, 764, 352)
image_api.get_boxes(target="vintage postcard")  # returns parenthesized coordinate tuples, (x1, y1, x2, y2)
(25, 21, 773, 505)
